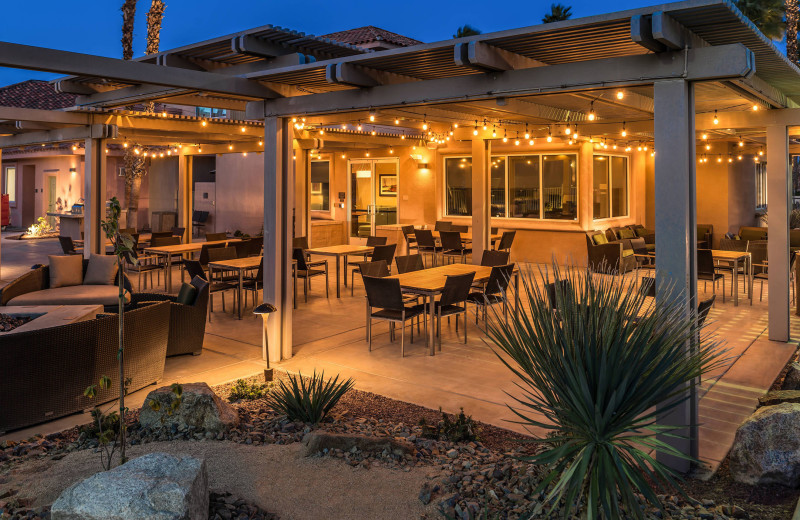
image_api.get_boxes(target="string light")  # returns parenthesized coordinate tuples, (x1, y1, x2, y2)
(240, 126, 246, 132)
(243, 152, 248, 157)
(705, 143, 711, 150)
(422, 115, 428, 131)
(482, 119, 488, 131)
(502, 129, 508, 143)
(738, 138, 744, 147)
(369, 111, 376, 122)
(587, 101, 596, 121)
(134, 147, 140, 155)
(198, 146, 203, 153)
(616, 90, 624, 100)
(123, 141, 129, 148)
(546, 126, 553, 142)
(758, 149, 764, 156)
(365, 152, 370, 157)
(371, 130, 377, 135)
(159, 152, 164, 158)
(473, 120, 479, 136)
(524, 124, 530, 139)
(453, 123, 459, 128)
(341, 153, 346, 159)
(565, 125, 572, 135)
(389, 147, 394, 154)
(105, 148, 109, 154)
(573, 125, 578, 139)
(201, 120, 207, 127)
(400, 134, 406, 140)
(357, 122, 362, 131)
(258, 140, 263, 146)
(621, 122, 627, 137)
(753, 104, 759, 111)
(492, 126, 497, 138)
(319, 129, 325, 135)
(71, 144, 77, 151)
(713, 110, 719, 125)
(228, 143, 233, 151)
(341, 123, 347, 130)
(528, 139, 534, 146)
(738, 155, 743, 160)
(701, 133, 708, 140)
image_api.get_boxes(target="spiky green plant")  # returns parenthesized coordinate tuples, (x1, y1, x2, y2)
(266, 371, 354, 424)
(483, 264, 727, 519)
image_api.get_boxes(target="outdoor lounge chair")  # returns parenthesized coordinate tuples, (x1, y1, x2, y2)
(585, 232, 635, 274)
(130, 276, 210, 356)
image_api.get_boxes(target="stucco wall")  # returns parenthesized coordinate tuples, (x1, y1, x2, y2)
(214, 152, 265, 235)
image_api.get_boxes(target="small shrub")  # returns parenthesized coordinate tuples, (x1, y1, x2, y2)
(228, 379, 269, 401)
(420, 408, 480, 443)
(147, 383, 184, 424)
(266, 370, 354, 424)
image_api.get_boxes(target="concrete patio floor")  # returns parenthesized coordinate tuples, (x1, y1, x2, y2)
(1, 235, 797, 475)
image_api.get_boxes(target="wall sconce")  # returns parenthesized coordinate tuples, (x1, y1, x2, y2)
(417, 163, 430, 169)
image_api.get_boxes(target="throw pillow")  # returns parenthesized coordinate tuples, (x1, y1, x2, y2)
(176, 283, 198, 305)
(592, 233, 608, 245)
(83, 254, 119, 285)
(618, 228, 635, 239)
(48, 254, 84, 288)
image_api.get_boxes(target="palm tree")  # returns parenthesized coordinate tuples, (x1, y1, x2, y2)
(542, 3, 572, 23)
(453, 24, 482, 38)
(121, 0, 137, 60)
(735, 0, 786, 40)
(787, 0, 798, 63)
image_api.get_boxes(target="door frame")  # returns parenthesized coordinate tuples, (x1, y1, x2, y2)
(346, 157, 399, 243)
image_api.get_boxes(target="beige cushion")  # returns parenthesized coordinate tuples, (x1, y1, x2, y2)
(8, 285, 130, 307)
(48, 254, 83, 288)
(84, 254, 119, 285)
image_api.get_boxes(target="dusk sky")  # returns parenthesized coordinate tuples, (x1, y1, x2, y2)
(0, 0, 694, 87)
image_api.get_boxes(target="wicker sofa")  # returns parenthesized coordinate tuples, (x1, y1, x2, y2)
(0, 261, 133, 312)
(585, 231, 636, 274)
(0, 301, 170, 433)
(129, 276, 210, 357)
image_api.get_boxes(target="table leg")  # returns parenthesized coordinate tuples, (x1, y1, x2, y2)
(515, 272, 520, 317)
(343, 254, 348, 287)
(238, 268, 243, 319)
(166, 255, 172, 293)
(336, 255, 341, 298)
(733, 259, 739, 307)
(429, 293, 436, 356)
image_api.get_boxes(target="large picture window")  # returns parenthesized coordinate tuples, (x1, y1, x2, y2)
(445, 157, 472, 216)
(310, 160, 330, 211)
(593, 155, 628, 219)
(3, 166, 16, 205)
(445, 153, 578, 220)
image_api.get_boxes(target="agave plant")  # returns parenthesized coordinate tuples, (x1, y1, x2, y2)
(483, 264, 726, 519)
(266, 371, 354, 424)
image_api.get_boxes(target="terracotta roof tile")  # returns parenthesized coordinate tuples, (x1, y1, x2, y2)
(0, 80, 76, 110)
(321, 26, 422, 48)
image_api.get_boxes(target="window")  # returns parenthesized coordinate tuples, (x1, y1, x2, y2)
(756, 162, 767, 209)
(593, 155, 628, 219)
(444, 153, 578, 220)
(195, 107, 227, 119)
(445, 157, 472, 216)
(310, 160, 330, 211)
(3, 166, 16, 205)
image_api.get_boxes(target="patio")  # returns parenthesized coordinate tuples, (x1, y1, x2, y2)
(1, 237, 796, 476)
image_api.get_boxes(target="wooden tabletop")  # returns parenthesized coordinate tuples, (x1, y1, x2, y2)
(145, 238, 240, 255)
(208, 256, 262, 270)
(710, 249, 750, 261)
(307, 245, 373, 256)
(412, 231, 501, 242)
(388, 264, 496, 293)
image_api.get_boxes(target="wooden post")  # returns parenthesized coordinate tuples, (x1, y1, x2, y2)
(767, 124, 790, 341)
(471, 136, 490, 264)
(83, 138, 107, 257)
(177, 151, 193, 243)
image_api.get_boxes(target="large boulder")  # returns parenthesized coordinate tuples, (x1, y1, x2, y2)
(139, 382, 238, 434)
(51, 452, 208, 520)
(730, 403, 800, 486)
(782, 361, 800, 390)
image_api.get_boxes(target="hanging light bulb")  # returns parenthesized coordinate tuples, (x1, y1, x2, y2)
(394, 118, 400, 125)
(389, 147, 394, 154)
(473, 121, 479, 136)
(621, 122, 627, 137)
(547, 126, 553, 142)
(357, 122, 363, 131)
(201, 120, 207, 127)
(728, 156, 733, 163)
(738, 155, 743, 160)
(341, 153, 346, 159)
(587, 101, 596, 121)
(240, 126, 246, 132)
(565, 125, 572, 135)
(573, 125, 578, 139)
(341, 123, 347, 130)
(502, 129, 508, 143)
(167, 150, 172, 156)
(143, 151, 148, 157)
(482, 119, 488, 131)
(400, 134, 406, 140)
(198, 146, 203, 153)
(105, 148, 109, 154)
(71, 144, 77, 151)
(258, 140, 263, 146)
(616, 90, 624, 100)
(529, 139, 534, 146)
(492, 126, 497, 138)
(228, 143, 233, 151)
(123, 141, 129, 148)
(706, 144, 711, 150)
(365, 152, 370, 157)
(371, 130, 376, 135)
(134, 147, 140, 155)
(713, 110, 719, 125)
(753, 104, 759, 111)
(701, 133, 708, 140)
(319, 129, 325, 135)
(738, 138, 744, 147)
(369, 112, 376, 122)
(422, 116, 428, 131)
(759, 149, 764, 156)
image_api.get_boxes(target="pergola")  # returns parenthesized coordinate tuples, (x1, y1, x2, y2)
(2, 0, 799, 468)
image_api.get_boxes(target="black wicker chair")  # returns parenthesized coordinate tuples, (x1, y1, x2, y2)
(130, 276, 210, 356)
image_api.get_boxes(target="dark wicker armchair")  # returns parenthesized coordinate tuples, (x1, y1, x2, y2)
(0, 302, 170, 434)
(585, 232, 636, 274)
(0, 260, 133, 312)
(130, 276, 210, 357)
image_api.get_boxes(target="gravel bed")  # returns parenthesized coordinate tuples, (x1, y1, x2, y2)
(0, 371, 788, 519)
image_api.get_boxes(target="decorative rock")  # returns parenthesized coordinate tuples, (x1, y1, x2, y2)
(781, 361, 800, 390)
(758, 390, 800, 407)
(139, 383, 239, 434)
(730, 402, 800, 486)
(301, 432, 414, 458)
(51, 452, 208, 520)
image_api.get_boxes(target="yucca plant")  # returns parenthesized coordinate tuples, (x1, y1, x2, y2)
(266, 371, 354, 424)
(483, 264, 727, 519)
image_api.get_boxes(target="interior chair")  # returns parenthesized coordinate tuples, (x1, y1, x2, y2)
(292, 247, 329, 302)
(414, 229, 440, 267)
(401, 225, 418, 253)
(467, 264, 515, 325)
(434, 220, 452, 232)
(234, 239, 252, 259)
(205, 232, 228, 242)
(58, 236, 83, 255)
(434, 272, 475, 350)
(395, 254, 424, 274)
(351, 244, 396, 295)
(183, 259, 207, 281)
(697, 249, 725, 304)
(495, 230, 516, 253)
(440, 231, 471, 264)
(362, 275, 426, 357)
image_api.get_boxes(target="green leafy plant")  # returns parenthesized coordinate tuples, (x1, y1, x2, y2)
(419, 408, 480, 443)
(266, 371, 354, 424)
(83, 375, 131, 471)
(228, 378, 270, 401)
(483, 264, 727, 520)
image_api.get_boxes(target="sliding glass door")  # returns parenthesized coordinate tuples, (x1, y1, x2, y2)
(347, 158, 398, 242)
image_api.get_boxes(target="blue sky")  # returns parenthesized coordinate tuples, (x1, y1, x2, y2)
(0, 0, 785, 87)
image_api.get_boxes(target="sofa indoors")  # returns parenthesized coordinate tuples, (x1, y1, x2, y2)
(0, 301, 170, 433)
(0, 255, 132, 311)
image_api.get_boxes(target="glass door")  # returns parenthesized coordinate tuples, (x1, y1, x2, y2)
(348, 158, 399, 242)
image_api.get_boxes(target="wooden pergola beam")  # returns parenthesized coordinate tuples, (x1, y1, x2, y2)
(0, 106, 91, 125)
(0, 41, 281, 99)
(0, 124, 116, 147)
(454, 41, 544, 72)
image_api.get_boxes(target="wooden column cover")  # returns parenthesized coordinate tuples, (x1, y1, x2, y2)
(471, 137, 490, 264)
(83, 138, 106, 257)
(177, 151, 193, 244)
(766, 124, 790, 341)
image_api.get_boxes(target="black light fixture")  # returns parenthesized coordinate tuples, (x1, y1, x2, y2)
(253, 302, 278, 380)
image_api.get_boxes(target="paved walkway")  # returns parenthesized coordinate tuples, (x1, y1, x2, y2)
(1, 236, 797, 474)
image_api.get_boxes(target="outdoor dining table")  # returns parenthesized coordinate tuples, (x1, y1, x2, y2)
(145, 238, 240, 292)
(387, 263, 520, 355)
(207, 256, 262, 320)
(410, 231, 502, 244)
(306, 245, 373, 298)
(636, 249, 751, 306)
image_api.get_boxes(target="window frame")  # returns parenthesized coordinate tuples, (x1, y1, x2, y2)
(592, 153, 630, 221)
(442, 151, 580, 221)
(309, 158, 332, 212)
